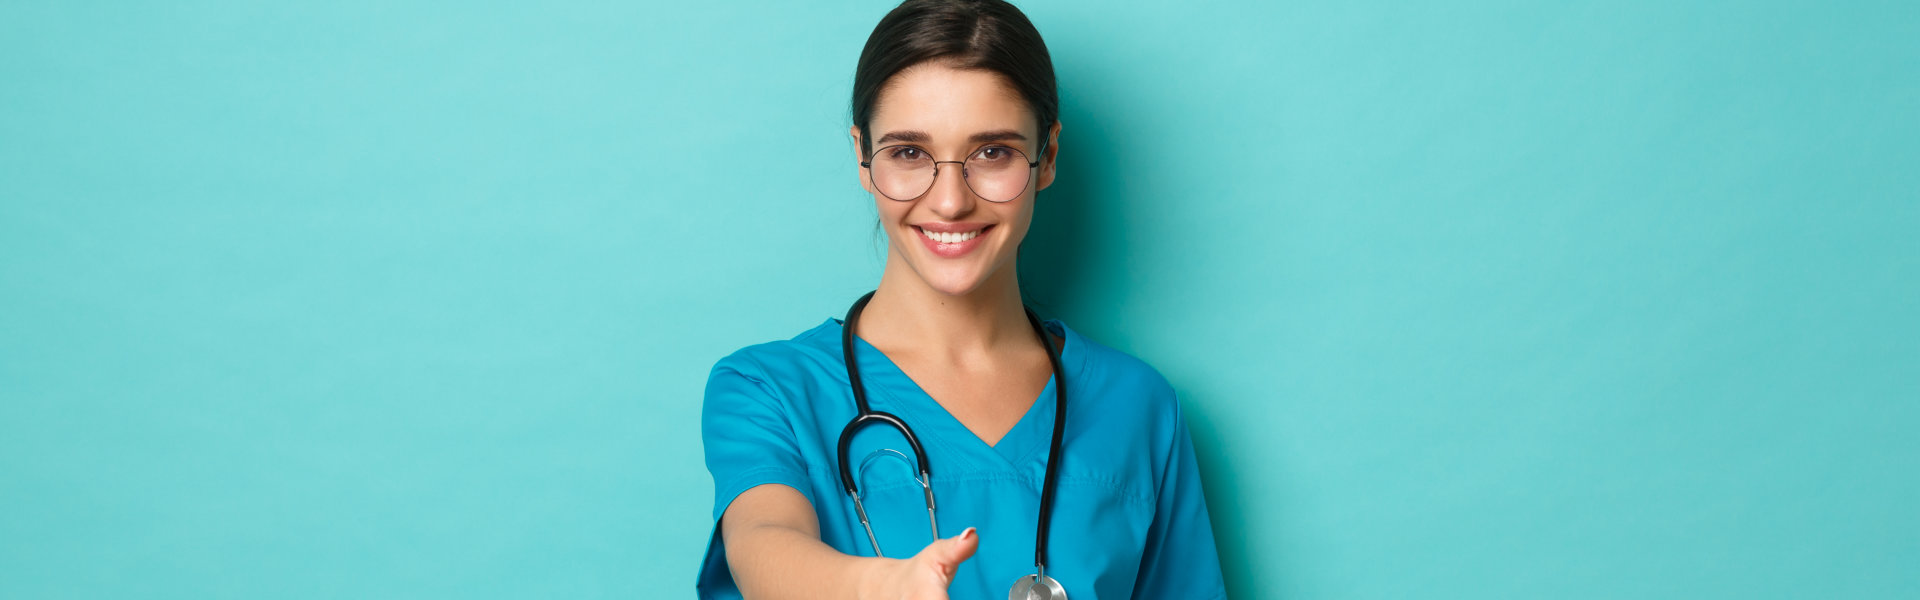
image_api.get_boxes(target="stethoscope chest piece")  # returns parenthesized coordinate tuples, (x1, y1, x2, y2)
(1010, 573, 1067, 600)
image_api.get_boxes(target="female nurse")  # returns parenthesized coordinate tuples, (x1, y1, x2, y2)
(697, 1, 1227, 598)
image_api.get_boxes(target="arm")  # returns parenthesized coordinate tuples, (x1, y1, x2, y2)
(1131, 392, 1228, 599)
(703, 357, 977, 600)
(722, 484, 979, 600)
(721, 483, 877, 599)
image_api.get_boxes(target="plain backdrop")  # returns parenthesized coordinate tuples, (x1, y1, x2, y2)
(2, 0, 1916, 598)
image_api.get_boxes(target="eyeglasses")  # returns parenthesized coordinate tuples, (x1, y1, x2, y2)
(860, 142, 1045, 203)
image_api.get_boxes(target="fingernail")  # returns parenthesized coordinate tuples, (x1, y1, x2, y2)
(960, 527, 975, 540)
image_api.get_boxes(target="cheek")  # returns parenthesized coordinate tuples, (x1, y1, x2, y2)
(873, 198, 907, 222)
(1010, 202, 1038, 237)
(1007, 223, 1031, 250)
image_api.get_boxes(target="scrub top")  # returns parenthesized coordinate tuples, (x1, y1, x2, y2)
(697, 316, 1226, 599)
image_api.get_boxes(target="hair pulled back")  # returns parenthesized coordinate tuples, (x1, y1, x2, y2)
(851, 0, 1058, 160)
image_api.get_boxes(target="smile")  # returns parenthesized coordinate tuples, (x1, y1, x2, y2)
(913, 225, 993, 258)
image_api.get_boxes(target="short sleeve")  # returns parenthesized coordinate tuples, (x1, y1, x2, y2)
(695, 354, 818, 598)
(1132, 394, 1229, 599)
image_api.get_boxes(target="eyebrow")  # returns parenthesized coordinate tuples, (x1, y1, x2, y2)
(874, 129, 1028, 146)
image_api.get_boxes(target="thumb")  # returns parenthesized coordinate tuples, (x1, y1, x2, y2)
(928, 526, 979, 573)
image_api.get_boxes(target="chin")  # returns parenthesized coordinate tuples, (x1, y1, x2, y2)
(919, 270, 992, 297)
(887, 236, 1011, 298)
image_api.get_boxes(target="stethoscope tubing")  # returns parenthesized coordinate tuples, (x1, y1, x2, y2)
(835, 290, 1068, 574)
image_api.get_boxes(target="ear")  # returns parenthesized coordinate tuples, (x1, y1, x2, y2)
(850, 125, 873, 194)
(1036, 119, 1062, 191)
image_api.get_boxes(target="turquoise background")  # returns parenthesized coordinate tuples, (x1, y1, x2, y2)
(2, 0, 1915, 597)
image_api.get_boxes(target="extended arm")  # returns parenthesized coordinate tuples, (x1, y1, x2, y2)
(721, 484, 978, 600)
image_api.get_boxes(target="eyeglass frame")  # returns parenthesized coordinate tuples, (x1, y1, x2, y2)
(858, 139, 1050, 203)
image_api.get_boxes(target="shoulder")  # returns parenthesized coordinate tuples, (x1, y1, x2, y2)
(700, 319, 848, 447)
(1053, 320, 1182, 418)
(1051, 320, 1194, 493)
(707, 318, 846, 385)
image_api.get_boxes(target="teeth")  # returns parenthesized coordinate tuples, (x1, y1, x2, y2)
(921, 227, 981, 244)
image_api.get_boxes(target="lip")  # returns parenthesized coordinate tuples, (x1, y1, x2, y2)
(913, 224, 994, 259)
(915, 222, 992, 233)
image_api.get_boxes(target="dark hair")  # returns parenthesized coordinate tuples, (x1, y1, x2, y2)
(851, 0, 1058, 160)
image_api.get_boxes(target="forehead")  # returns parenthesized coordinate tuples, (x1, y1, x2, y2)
(870, 63, 1037, 142)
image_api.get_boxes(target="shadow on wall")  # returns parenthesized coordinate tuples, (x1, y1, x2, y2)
(1018, 97, 1263, 597)
(1016, 114, 1102, 321)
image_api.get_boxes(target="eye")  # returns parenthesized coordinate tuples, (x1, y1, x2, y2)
(973, 145, 1016, 163)
(885, 146, 925, 161)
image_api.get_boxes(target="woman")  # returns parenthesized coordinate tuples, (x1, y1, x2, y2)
(697, 1, 1226, 598)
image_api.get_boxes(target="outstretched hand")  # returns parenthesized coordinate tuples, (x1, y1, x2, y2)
(861, 527, 978, 600)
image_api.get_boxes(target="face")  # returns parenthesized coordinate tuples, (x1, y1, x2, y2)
(852, 62, 1061, 298)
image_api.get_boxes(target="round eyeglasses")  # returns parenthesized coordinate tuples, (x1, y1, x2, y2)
(860, 143, 1045, 203)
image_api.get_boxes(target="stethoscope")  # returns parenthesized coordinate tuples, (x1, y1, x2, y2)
(837, 290, 1070, 600)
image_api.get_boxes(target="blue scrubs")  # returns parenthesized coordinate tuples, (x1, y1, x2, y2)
(697, 316, 1226, 599)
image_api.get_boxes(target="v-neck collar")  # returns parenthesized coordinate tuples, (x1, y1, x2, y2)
(829, 317, 1078, 472)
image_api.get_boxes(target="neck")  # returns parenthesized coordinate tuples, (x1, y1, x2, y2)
(856, 261, 1035, 363)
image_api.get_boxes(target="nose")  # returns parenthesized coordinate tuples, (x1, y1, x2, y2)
(922, 160, 978, 219)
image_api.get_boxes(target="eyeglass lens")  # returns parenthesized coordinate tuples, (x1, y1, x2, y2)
(868, 145, 1034, 202)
